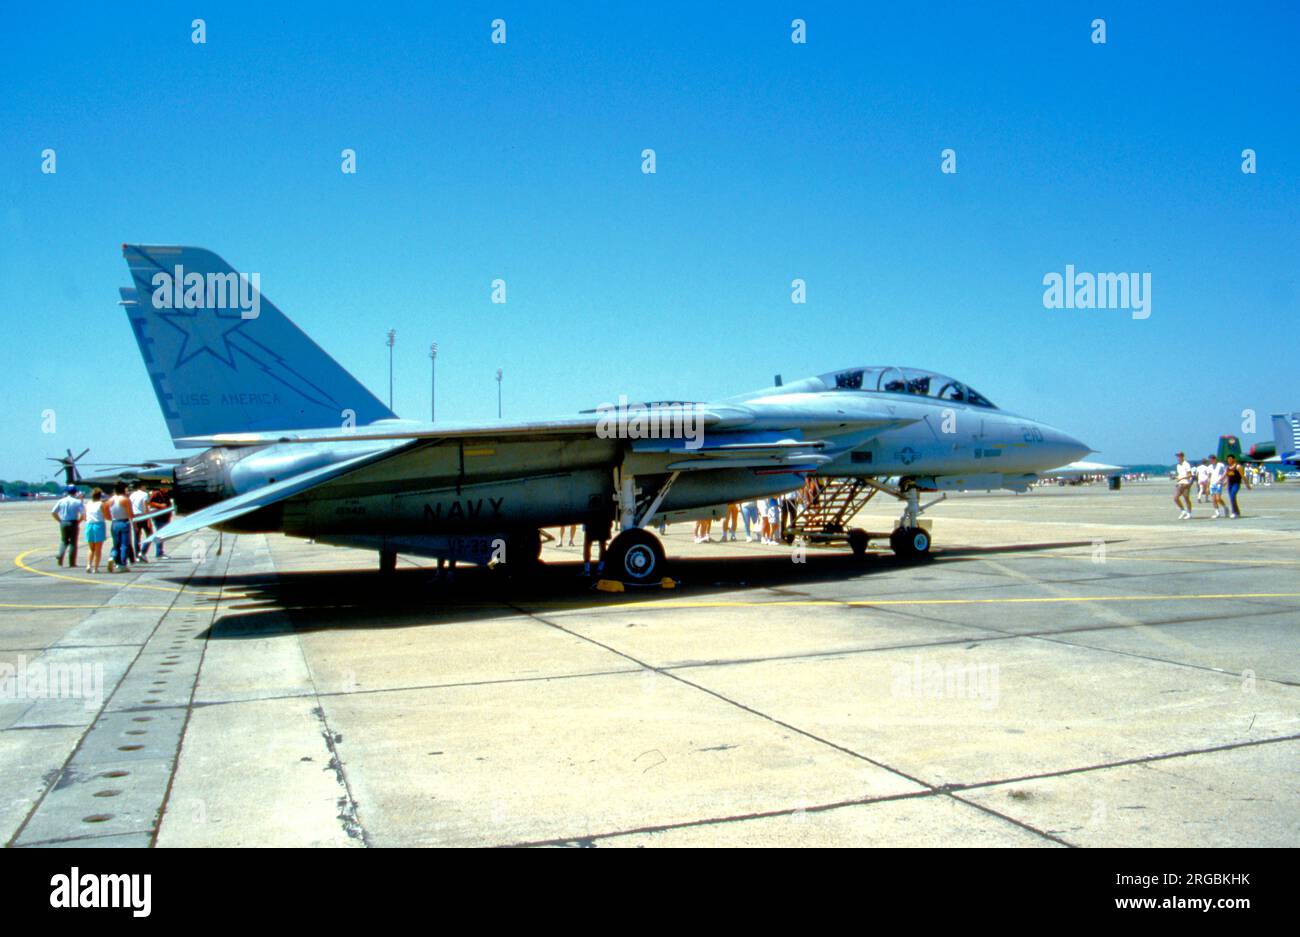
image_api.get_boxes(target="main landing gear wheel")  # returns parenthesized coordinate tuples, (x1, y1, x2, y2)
(379, 549, 397, 574)
(889, 526, 931, 561)
(847, 528, 870, 557)
(605, 528, 667, 585)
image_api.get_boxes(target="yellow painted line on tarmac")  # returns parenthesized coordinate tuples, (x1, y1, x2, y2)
(15, 550, 1300, 615)
(12, 549, 236, 599)
(0, 603, 175, 611)
(999, 550, 1300, 568)
(603, 591, 1300, 611)
(8, 590, 1297, 615)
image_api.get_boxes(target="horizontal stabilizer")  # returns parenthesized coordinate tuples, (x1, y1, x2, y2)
(149, 444, 410, 542)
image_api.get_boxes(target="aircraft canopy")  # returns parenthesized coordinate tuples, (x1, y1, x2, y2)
(819, 366, 997, 409)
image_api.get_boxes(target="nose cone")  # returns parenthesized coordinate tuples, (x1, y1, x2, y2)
(1047, 428, 1091, 467)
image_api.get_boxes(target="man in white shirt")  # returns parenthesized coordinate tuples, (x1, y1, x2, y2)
(1194, 458, 1212, 502)
(1174, 452, 1194, 519)
(129, 483, 151, 564)
(51, 486, 84, 567)
(1208, 455, 1229, 518)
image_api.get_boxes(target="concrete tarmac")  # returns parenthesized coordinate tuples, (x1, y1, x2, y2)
(2, 479, 1297, 847)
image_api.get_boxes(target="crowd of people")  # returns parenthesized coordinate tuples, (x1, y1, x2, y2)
(50, 482, 172, 573)
(693, 486, 806, 545)
(1172, 451, 1269, 520)
(680, 478, 825, 545)
(549, 479, 825, 576)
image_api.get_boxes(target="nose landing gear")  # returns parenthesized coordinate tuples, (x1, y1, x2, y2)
(837, 476, 938, 561)
(890, 479, 937, 561)
(888, 524, 931, 559)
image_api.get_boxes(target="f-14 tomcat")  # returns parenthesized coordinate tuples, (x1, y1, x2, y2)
(119, 245, 1089, 583)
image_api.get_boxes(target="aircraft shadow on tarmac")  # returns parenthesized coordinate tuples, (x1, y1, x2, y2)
(174, 540, 1105, 639)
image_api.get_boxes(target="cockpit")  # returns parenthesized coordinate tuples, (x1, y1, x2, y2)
(818, 367, 997, 409)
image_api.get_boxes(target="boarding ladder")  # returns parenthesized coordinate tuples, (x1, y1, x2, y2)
(787, 477, 879, 544)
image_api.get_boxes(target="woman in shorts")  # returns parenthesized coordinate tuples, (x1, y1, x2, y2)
(83, 488, 107, 573)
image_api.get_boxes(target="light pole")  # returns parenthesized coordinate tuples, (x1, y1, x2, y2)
(495, 367, 503, 419)
(386, 329, 396, 411)
(429, 342, 438, 422)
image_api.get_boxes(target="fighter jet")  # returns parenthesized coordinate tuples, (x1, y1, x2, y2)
(118, 245, 1089, 583)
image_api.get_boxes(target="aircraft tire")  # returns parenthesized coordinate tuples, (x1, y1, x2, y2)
(890, 527, 931, 561)
(379, 549, 397, 574)
(847, 528, 869, 557)
(605, 528, 667, 584)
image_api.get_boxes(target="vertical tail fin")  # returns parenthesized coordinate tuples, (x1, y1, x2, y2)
(120, 245, 395, 446)
(1216, 435, 1244, 462)
(1273, 413, 1300, 461)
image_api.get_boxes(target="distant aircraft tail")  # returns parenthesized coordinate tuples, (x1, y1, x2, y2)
(1273, 413, 1300, 461)
(1216, 435, 1244, 462)
(120, 245, 395, 446)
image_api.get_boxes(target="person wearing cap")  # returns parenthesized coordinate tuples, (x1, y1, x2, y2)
(1173, 451, 1194, 519)
(51, 486, 85, 567)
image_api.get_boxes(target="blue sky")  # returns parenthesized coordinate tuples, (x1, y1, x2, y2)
(1, 1, 1297, 478)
